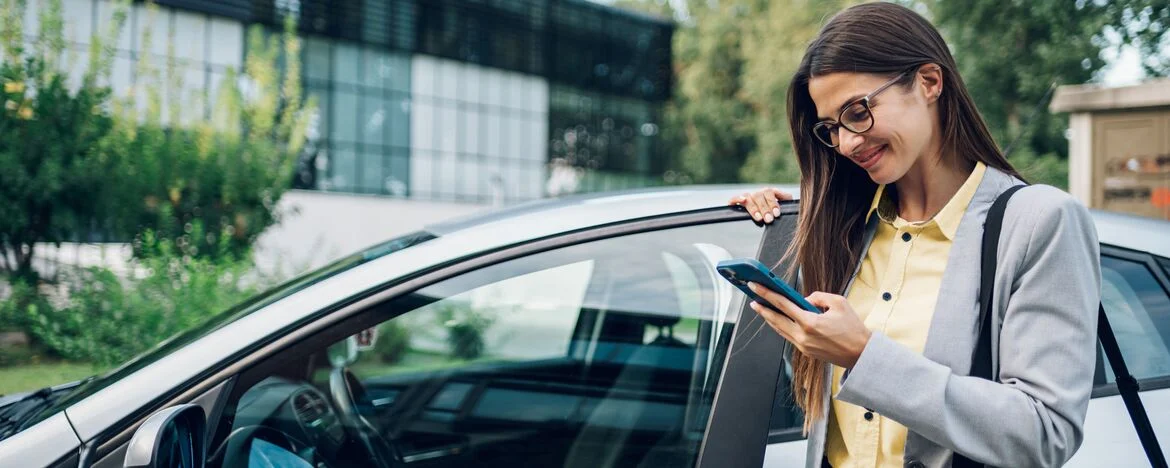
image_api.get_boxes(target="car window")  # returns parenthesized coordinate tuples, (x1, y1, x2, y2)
(208, 220, 763, 468)
(1096, 255, 1170, 385)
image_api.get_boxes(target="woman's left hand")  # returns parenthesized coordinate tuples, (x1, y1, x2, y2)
(747, 283, 872, 369)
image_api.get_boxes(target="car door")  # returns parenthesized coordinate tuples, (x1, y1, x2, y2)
(1067, 247, 1170, 466)
(126, 207, 797, 468)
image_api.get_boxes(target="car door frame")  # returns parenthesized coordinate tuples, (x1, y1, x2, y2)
(697, 201, 800, 467)
(1093, 244, 1170, 397)
(84, 206, 788, 468)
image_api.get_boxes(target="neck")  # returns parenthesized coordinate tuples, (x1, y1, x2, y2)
(892, 152, 973, 222)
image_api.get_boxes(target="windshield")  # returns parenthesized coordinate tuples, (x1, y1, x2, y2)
(6, 231, 436, 438)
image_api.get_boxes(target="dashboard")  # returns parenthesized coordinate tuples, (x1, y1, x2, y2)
(215, 377, 350, 467)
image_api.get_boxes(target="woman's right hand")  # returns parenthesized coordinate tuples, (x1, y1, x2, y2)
(728, 188, 793, 224)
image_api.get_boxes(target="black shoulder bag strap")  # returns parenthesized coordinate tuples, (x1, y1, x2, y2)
(953, 185, 1167, 468)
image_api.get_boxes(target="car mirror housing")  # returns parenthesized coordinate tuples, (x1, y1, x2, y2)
(124, 404, 207, 468)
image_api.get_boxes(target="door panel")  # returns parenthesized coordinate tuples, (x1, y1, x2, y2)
(699, 203, 800, 468)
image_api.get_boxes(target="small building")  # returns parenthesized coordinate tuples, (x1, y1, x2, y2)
(1050, 79, 1170, 221)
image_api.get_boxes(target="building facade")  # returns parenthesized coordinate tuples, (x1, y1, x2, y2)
(1051, 79, 1170, 221)
(28, 0, 674, 270)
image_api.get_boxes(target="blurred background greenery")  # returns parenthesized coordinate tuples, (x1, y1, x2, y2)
(617, 0, 1169, 188)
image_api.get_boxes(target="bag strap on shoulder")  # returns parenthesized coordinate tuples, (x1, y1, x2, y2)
(955, 184, 1166, 468)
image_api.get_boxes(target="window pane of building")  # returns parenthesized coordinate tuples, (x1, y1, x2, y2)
(328, 147, 357, 192)
(331, 89, 360, 143)
(332, 42, 361, 85)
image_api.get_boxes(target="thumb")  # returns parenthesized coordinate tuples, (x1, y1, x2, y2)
(805, 292, 839, 311)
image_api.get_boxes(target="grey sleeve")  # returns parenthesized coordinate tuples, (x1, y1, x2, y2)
(834, 190, 1101, 467)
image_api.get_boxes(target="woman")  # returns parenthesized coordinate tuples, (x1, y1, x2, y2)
(729, 3, 1100, 468)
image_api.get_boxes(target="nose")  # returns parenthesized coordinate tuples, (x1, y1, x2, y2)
(836, 126, 866, 156)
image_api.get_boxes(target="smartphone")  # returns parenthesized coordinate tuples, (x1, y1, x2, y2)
(716, 258, 821, 313)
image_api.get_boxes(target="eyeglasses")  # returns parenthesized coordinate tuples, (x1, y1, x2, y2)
(811, 70, 912, 148)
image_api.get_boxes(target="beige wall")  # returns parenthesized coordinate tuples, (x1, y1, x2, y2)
(1090, 111, 1170, 220)
(1051, 80, 1170, 221)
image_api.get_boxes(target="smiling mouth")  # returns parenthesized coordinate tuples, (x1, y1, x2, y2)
(853, 145, 886, 165)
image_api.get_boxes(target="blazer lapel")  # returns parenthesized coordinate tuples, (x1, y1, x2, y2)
(920, 167, 1019, 372)
(903, 167, 1022, 460)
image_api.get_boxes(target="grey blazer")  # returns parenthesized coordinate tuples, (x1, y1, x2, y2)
(802, 166, 1102, 468)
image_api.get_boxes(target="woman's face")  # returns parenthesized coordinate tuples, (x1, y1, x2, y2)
(807, 67, 942, 185)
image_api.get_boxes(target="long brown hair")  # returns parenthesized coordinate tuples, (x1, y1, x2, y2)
(784, 2, 1021, 432)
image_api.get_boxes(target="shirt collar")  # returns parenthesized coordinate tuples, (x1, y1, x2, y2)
(865, 162, 987, 240)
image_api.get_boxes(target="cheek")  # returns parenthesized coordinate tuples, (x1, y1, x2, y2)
(871, 109, 928, 154)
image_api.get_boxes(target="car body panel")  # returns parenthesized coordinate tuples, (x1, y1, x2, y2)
(1066, 389, 1170, 466)
(1090, 209, 1170, 258)
(0, 413, 78, 467)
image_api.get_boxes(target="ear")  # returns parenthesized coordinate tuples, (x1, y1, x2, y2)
(916, 64, 944, 104)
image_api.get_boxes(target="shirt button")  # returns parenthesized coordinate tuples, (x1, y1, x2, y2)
(863, 411, 874, 421)
(882, 292, 892, 301)
(901, 232, 912, 242)
(907, 461, 926, 468)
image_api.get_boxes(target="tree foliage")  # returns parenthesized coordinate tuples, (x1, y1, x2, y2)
(922, 0, 1110, 187)
(0, 0, 124, 280)
(614, 0, 1170, 189)
(0, 0, 313, 282)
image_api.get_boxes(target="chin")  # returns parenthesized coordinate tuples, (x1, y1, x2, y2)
(864, 164, 900, 185)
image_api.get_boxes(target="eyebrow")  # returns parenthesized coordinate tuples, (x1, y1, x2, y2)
(817, 94, 865, 121)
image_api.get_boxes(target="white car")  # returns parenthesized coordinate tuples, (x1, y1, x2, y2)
(0, 186, 1165, 467)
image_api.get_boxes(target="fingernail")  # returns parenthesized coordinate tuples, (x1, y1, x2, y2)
(747, 282, 757, 291)
(753, 212, 761, 220)
(764, 214, 774, 223)
(773, 207, 781, 217)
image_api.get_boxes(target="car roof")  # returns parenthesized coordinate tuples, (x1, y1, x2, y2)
(424, 184, 799, 236)
(427, 184, 1168, 259)
(1089, 209, 1170, 258)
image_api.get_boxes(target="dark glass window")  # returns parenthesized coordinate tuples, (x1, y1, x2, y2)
(295, 36, 412, 196)
(209, 220, 765, 467)
(1096, 255, 1170, 384)
(548, 85, 665, 194)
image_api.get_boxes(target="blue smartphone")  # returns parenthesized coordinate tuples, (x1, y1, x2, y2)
(716, 258, 821, 313)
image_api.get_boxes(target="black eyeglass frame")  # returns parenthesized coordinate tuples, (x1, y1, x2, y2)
(811, 69, 915, 148)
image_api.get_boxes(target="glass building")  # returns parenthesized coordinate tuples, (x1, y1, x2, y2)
(54, 0, 675, 204)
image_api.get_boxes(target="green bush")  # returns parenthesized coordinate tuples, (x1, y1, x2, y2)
(374, 321, 411, 364)
(435, 302, 495, 361)
(21, 229, 262, 366)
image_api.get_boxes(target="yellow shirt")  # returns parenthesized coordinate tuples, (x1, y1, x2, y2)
(825, 162, 986, 468)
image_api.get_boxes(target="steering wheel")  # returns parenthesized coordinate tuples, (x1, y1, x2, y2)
(328, 367, 401, 468)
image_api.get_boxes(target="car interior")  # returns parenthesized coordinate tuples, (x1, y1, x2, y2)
(205, 225, 747, 468)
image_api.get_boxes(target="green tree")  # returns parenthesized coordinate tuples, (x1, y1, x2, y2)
(616, 0, 1170, 189)
(1106, 0, 1170, 78)
(0, 0, 314, 280)
(922, 0, 1111, 187)
(737, 0, 860, 184)
(616, 0, 857, 185)
(0, 0, 126, 281)
(107, 10, 314, 260)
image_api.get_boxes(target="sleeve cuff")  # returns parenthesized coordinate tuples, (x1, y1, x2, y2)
(835, 332, 919, 410)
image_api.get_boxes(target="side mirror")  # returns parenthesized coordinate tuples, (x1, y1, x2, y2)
(124, 404, 207, 468)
